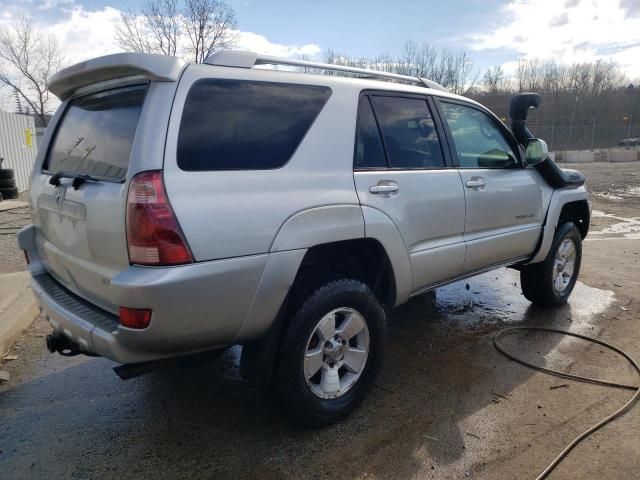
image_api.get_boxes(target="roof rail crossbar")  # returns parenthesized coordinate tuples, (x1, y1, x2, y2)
(204, 50, 448, 92)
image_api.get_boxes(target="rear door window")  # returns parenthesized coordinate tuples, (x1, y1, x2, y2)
(370, 96, 444, 169)
(177, 79, 331, 171)
(44, 85, 147, 180)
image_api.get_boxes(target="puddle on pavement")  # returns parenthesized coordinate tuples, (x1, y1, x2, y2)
(429, 268, 612, 332)
(588, 209, 640, 240)
(434, 269, 628, 388)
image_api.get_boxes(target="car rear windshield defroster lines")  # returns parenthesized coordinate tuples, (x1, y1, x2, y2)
(44, 85, 147, 181)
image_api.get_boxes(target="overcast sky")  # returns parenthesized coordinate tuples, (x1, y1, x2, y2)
(2, 0, 640, 83)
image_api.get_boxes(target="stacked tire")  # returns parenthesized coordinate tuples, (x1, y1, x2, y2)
(0, 168, 19, 200)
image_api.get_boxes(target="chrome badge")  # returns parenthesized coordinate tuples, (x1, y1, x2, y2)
(53, 185, 66, 209)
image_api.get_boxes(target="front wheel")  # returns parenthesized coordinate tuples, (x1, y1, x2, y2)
(273, 278, 385, 427)
(521, 222, 582, 306)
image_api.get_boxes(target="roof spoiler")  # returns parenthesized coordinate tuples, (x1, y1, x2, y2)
(49, 53, 187, 100)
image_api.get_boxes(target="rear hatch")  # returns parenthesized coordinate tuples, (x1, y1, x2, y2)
(32, 85, 146, 313)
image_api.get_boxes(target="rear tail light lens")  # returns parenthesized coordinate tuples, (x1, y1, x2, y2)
(119, 306, 152, 329)
(126, 171, 193, 266)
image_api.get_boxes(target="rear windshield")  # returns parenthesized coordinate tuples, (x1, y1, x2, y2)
(44, 85, 147, 180)
(177, 79, 331, 171)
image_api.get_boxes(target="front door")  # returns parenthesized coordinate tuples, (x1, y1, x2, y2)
(353, 92, 466, 292)
(437, 100, 543, 273)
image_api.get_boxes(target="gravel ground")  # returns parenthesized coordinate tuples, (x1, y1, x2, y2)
(565, 161, 640, 206)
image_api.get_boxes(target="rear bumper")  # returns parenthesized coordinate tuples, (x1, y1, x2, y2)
(18, 224, 271, 364)
(31, 271, 146, 363)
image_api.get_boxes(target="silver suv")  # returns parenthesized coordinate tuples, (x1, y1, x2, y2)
(19, 51, 590, 426)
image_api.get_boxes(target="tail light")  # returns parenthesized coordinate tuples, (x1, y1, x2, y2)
(126, 171, 193, 266)
(119, 306, 152, 329)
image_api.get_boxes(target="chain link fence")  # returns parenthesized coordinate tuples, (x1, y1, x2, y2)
(471, 90, 640, 152)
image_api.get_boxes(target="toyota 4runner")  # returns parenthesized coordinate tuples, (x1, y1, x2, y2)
(18, 51, 590, 426)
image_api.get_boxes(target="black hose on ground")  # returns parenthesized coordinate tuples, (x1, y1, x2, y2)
(493, 326, 640, 480)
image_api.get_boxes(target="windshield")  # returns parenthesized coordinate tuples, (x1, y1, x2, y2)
(44, 85, 147, 180)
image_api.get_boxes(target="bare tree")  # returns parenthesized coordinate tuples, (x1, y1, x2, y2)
(115, 0, 181, 55)
(146, 0, 181, 56)
(0, 17, 63, 126)
(183, 0, 237, 63)
(115, 11, 155, 53)
(324, 41, 478, 94)
(483, 65, 506, 93)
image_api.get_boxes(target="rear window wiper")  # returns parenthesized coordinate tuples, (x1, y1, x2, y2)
(49, 172, 101, 190)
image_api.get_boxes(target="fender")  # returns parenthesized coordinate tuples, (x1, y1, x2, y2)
(237, 204, 364, 341)
(360, 206, 413, 306)
(269, 204, 365, 252)
(527, 186, 591, 264)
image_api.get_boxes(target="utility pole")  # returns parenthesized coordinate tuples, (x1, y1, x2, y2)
(569, 96, 578, 150)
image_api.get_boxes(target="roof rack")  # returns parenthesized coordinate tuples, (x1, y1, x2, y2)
(203, 50, 448, 92)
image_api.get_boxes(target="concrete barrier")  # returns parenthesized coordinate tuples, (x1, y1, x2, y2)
(608, 149, 639, 162)
(0, 272, 39, 356)
(554, 148, 640, 163)
(558, 150, 595, 163)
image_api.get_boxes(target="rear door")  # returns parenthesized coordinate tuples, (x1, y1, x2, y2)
(31, 84, 151, 313)
(435, 99, 543, 273)
(353, 92, 466, 292)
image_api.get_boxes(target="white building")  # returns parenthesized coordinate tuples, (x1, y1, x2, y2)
(0, 110, 38, 192)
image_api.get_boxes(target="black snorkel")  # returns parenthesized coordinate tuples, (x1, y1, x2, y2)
(509, 92, 585, 188)
(510, 92, 542, 146)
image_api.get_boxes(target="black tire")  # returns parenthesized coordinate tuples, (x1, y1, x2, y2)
(0, 169, 15, 180)
(0, 178, 16, 188)
(521, 222, 582, 307)
(0, 186, 19, 199)
(273, 278, 386, 427)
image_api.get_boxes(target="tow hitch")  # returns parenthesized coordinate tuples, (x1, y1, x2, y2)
(45, 333, 97, 357)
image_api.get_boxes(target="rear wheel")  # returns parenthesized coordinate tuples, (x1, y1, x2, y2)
(521, 222, 582, 306)
(273, 278, 385, 427)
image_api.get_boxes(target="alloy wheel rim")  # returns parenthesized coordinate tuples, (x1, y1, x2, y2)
(303, 307, 370, 399)
(553, 238, 577, 293)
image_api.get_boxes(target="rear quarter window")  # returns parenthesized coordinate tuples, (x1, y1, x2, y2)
(177, 79, 332, 171)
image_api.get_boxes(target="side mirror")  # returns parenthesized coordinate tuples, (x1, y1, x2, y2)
(524, 138, 549, 166)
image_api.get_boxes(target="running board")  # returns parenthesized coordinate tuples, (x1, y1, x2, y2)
(410, 255, 530, 297)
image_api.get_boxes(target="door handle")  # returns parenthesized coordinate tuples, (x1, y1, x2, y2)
(369, 182, 399, 194)
(465, 178, 485, 189)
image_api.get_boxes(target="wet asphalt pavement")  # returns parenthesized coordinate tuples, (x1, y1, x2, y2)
(2, 266, 637, 480)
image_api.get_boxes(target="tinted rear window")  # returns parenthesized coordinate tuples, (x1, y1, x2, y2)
(354, 96, 387, 169)
(177, 79, 331, 171)
(45, 85, 147, 180)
